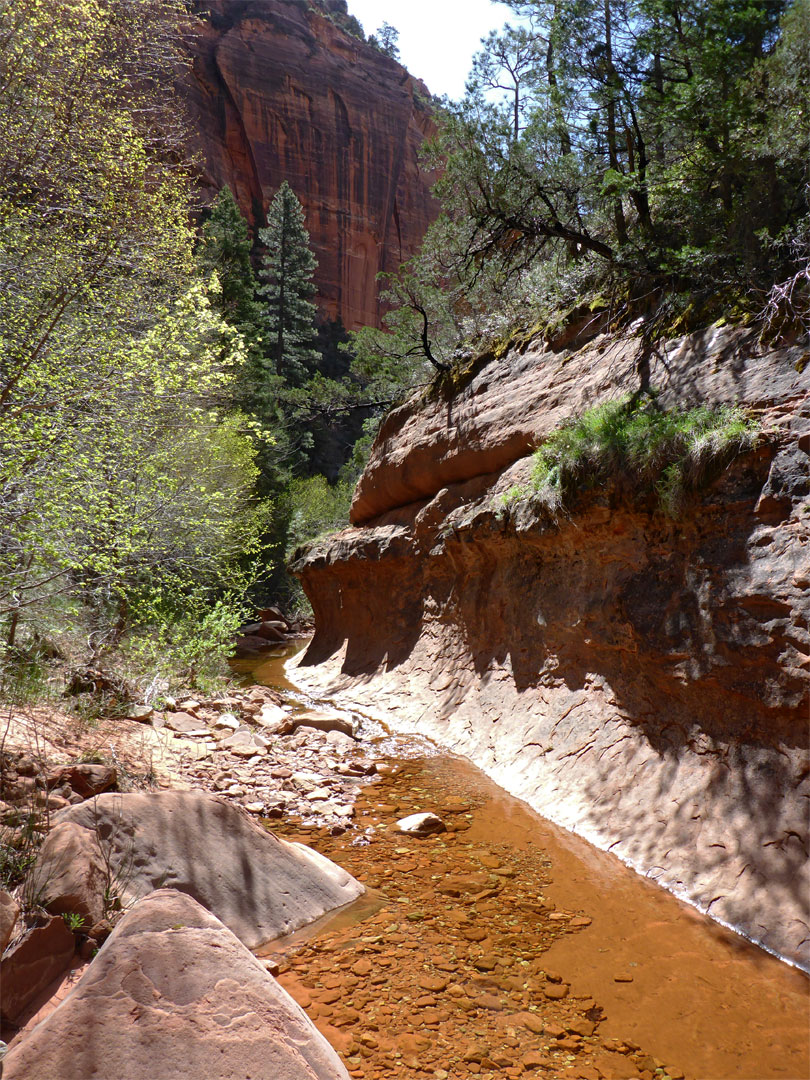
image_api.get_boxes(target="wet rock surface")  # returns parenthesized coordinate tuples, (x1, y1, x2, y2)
(2, 651, 808, 1078)
(266, 757, 690, 1080)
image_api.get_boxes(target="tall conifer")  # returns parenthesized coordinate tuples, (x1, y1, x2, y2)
(199, 187, 261, 332)
(257, 181, 319, 385)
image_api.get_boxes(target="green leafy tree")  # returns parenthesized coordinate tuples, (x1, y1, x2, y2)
(0, 0, 269, 662)
(246, 180, 326, 505)
(466, 24, 544, 139)
(375, 0, 806, 374)
(198, 188, 262, 333)
(373, 22, 401, 60)
(755, 0, 810, 335)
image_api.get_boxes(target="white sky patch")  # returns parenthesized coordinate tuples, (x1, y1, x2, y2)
(346, 0, 516, 100)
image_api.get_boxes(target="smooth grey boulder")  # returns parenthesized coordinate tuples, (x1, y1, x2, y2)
(2, 889, 351, 1080)
(31, 790, 363, 948)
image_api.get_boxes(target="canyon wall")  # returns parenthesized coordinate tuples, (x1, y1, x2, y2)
(184, 0, 438, 329)
(292, 325, 810, 969)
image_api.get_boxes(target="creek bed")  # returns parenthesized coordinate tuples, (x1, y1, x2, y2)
(239, 645, 810, 1080)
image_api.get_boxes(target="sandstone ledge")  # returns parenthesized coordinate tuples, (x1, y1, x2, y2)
(294, 326, 810, 970)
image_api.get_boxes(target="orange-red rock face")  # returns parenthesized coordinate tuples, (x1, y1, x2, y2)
(184, 0, 438, 330)
(293, 326, 810, 969)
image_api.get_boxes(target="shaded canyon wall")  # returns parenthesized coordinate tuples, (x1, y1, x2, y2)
(184, 0, 438, 329)
(292, 325, 810, 969)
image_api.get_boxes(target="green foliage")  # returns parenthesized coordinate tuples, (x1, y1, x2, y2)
(248, 181, 328, 499)
(257, 181, 319, 385)
(198, 188, 264, 342)
(348, 212, 496, 390)
(496, 484, 530, 518)
(194, 183, 377, 610)
(369, 22, 401, 60)
(283, 474, 354, 554)
(0, 644, 52, 706)
(380, 0, 809, 365)
(0, 0, 271, 684)
(0, 815, 40, 893)
(310, 1, 365, 40)
(466, 24, 544, 140)
(757, 0, 810, 337)
(124, 592, 247, 692)
(529, 396, 759, 516)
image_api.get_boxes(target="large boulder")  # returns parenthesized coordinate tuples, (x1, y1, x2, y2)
(28, 820, 110, 927)
(2, 889, 351, 1080)
(30, 790, 363, 948)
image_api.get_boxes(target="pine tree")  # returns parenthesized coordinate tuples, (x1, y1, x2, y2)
(257, 181, 319, 385)
(375, 22, 400, 60)
(198, 187, 262, 332)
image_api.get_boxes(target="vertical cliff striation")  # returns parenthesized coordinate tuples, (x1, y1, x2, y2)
(292, 325, 810, 969)
(184, 0, 438, 329)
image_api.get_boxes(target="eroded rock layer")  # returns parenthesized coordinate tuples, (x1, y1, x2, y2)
(185, 0, 438, 329)
(293, 326, 810, 969)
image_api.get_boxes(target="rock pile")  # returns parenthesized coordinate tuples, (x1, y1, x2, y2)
(0, 752, 117, 823)
(143, 685, 378, 833)
(234, 607, 310, 655)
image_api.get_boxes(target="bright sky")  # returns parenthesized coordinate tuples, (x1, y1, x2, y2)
(346, 1, 515, 100)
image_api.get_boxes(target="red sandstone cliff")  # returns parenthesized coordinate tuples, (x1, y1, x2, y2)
(292, 325, 810, 969)
(184, 0, 438, 330)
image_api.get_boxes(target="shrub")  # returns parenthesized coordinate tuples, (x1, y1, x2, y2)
(282, 474, 355, 558)
(530, 396, 759, 516)
(123, 593, 246, 694)
(0, 817, 41, 894)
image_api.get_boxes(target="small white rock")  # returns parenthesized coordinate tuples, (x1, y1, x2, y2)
(214, 713, 240, 730)
(126, 704, 153, 721)
(395, 812, 446, 837)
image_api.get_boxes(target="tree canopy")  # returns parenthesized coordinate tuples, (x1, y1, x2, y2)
(357, 0, 809, 376)
(0, 0, 269, 671)
(258, 181, 320, 384)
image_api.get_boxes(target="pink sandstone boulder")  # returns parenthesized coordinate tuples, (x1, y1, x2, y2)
(2, 889, 351, 1080)
(31, 790, 363, 948)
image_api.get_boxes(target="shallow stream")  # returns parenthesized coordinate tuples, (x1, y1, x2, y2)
(241, 645, 809, 1080)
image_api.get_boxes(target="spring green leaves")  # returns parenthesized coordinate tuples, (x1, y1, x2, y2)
(0, 0, 270, 675)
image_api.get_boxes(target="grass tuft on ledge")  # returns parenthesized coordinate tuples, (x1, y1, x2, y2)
(529, 395, 759, 517)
